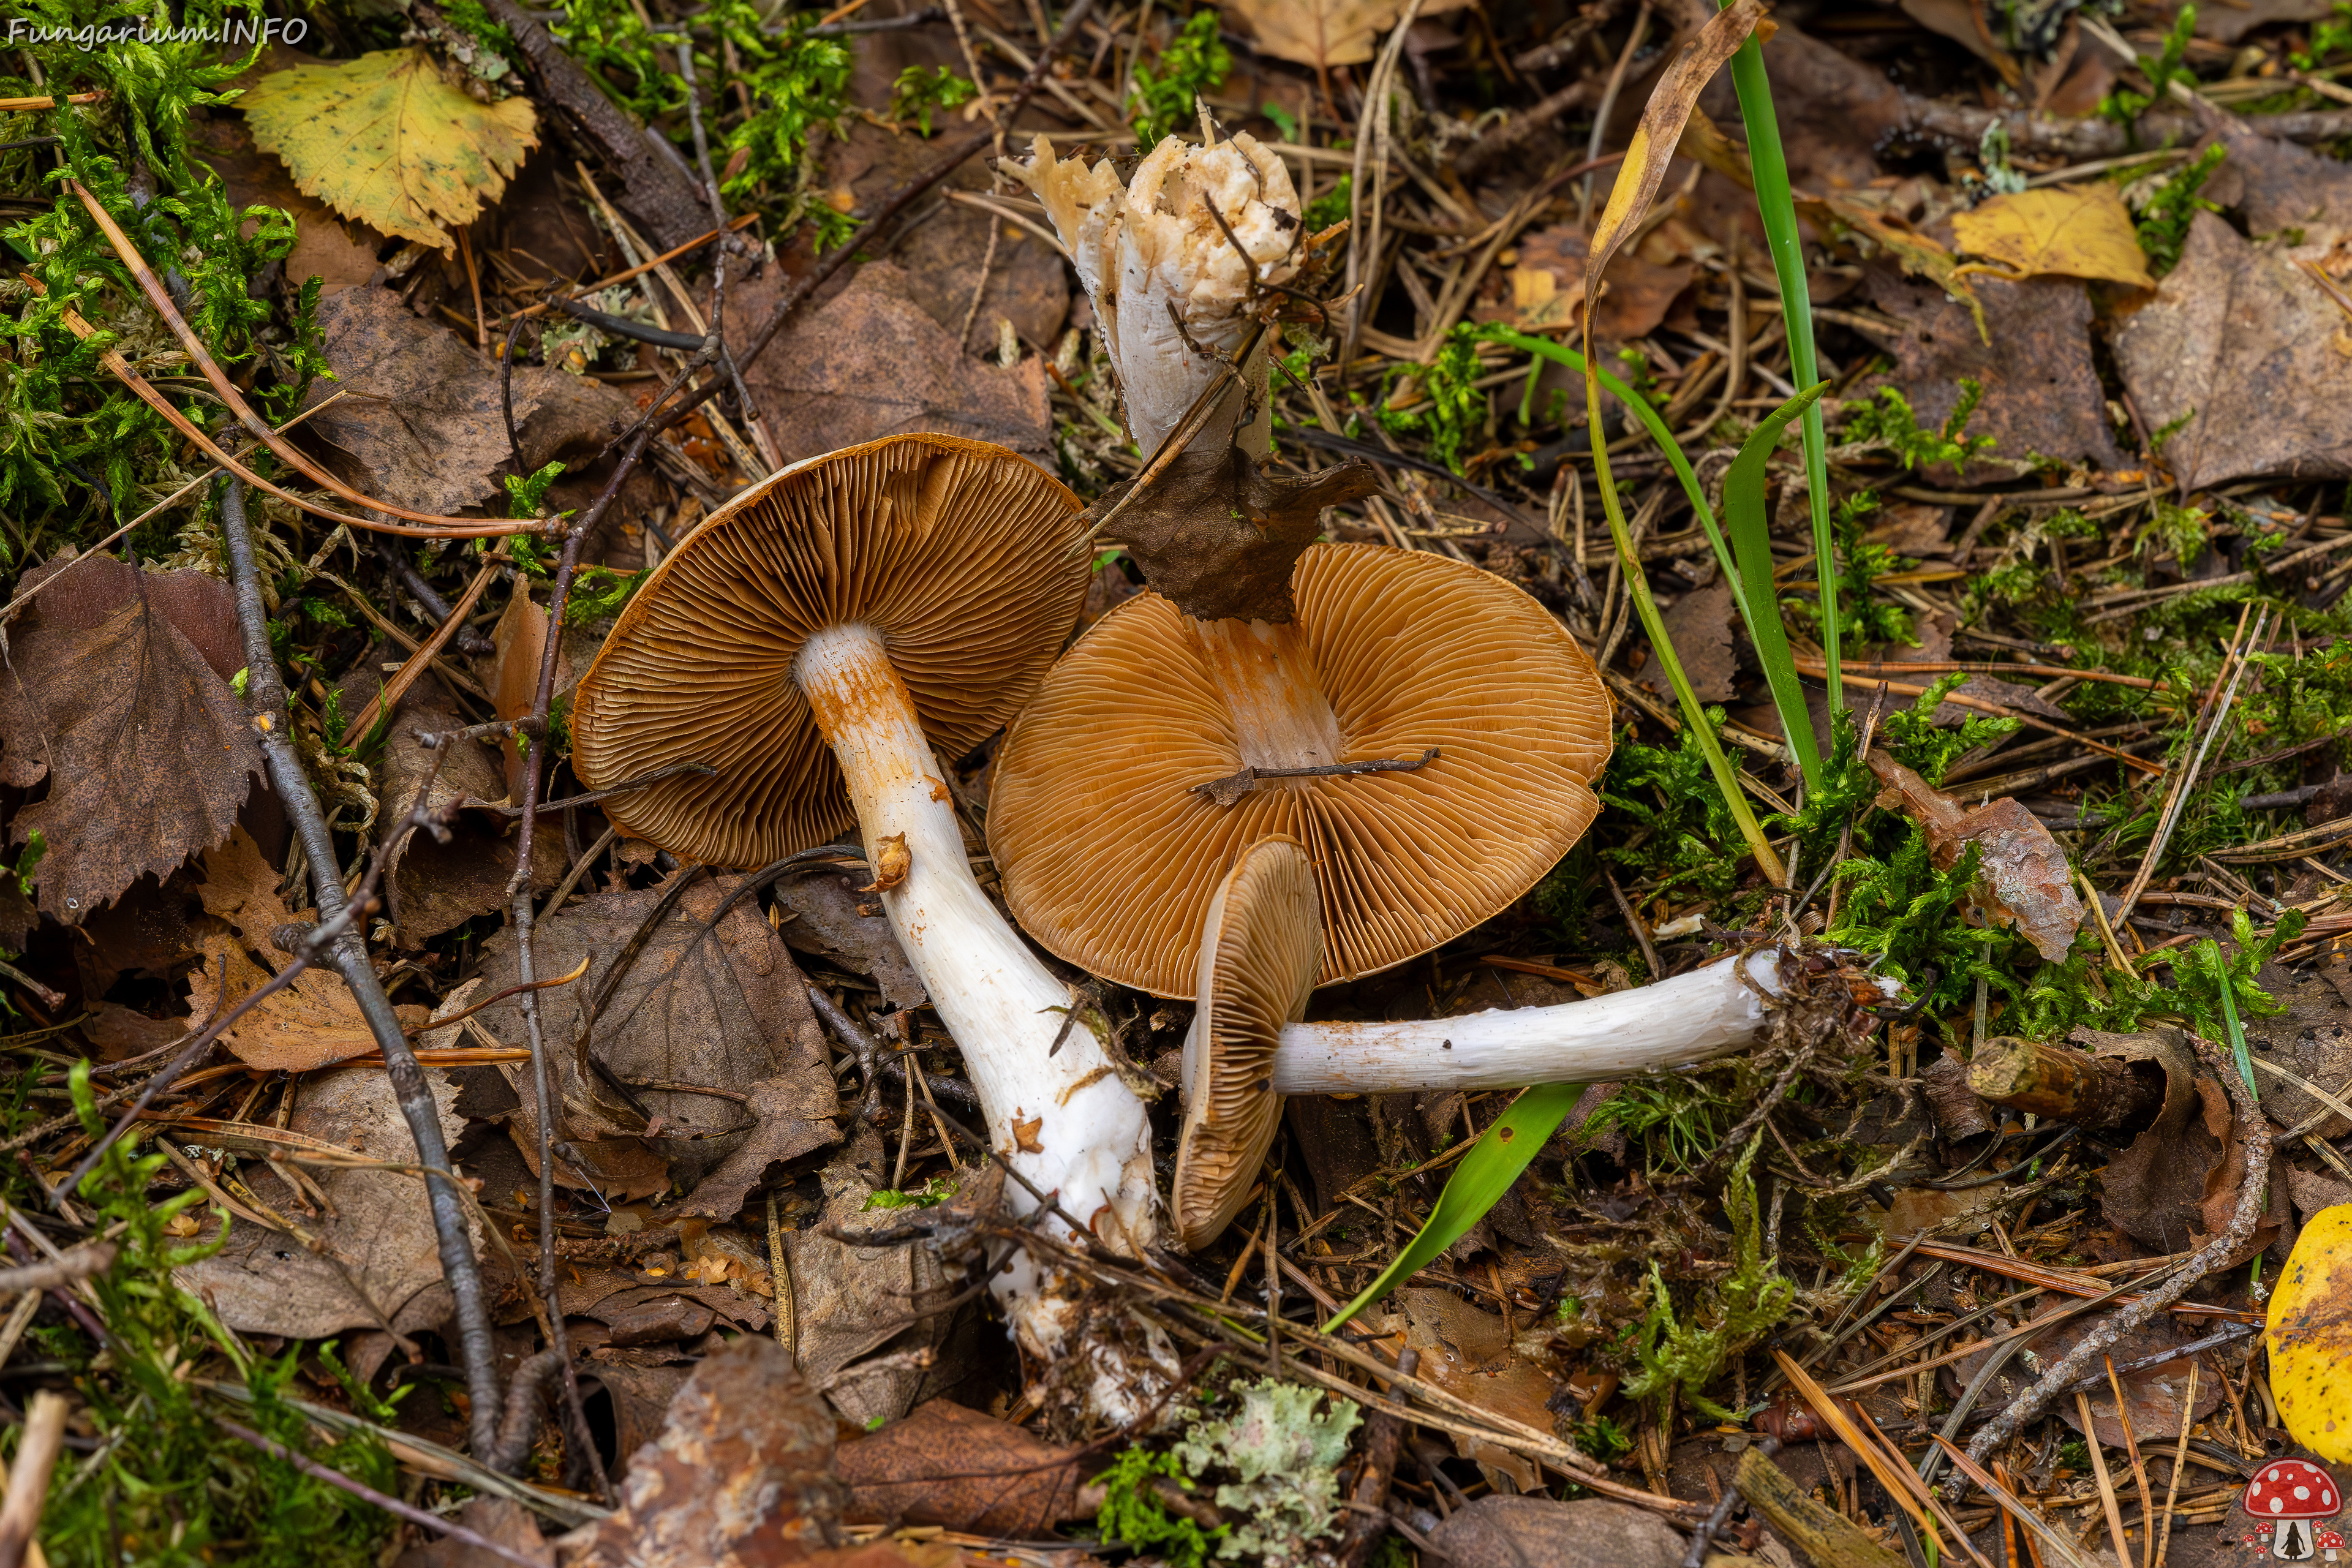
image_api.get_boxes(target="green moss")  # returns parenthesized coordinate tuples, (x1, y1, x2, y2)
(1130, 10, 1230, 151)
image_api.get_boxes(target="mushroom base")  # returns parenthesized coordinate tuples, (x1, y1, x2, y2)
(795, 624, 1161, 1374)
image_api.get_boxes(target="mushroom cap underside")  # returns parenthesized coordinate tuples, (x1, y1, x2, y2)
(1175, 835, 1319, 1251)
(988, 542, 1613, 997)
(572, 434, 1085, 869)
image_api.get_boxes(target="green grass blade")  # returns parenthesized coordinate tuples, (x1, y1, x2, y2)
(1584, 362, 1788, 886)
(1482, 326, 1747, 628)
(1726, 382, 1830, 791)
(1718, 26, 1841, 752)
(1324, 1083, 1588, 1333)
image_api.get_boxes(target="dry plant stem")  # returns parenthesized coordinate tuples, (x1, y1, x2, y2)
(219, 480, 503, 1461)
(0, 1390, 64, 1568)
(2103, 1355, 2156, 1568)
(502, 508, 615, 1499)
(2115, 607, 2267, 928)
(211, 1417, 546, 1568)
(2078, 1389, 2133, 1568)
(1344, 0, 1425, 372)
(1960, 1038, 2273, 1480)
(673, 36, 773, 473)
(2155, 1358, 2198, 1566)
(69, 186, 538, 537)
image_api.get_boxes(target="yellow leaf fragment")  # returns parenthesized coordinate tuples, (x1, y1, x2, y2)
(2268, 1202, 2352, 1462)
(1951, 184, 2155, 289)
(240, 48, 537, 252)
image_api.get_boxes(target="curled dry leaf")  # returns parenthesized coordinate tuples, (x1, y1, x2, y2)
(1091, 442, 1382, 624)
(240, 47, 537, 252)
(1950, 184, 2154, 288)
(186, 826, 432, 1071)
(1385, 1287, 1560, 1493)
(1866, 753, 2084, 962)
(771, 869, 926, 1012)
(304, 287, 638, 519)
(836, 1399, 1085, 1536)
(786, 1133, 952, 1429)
(0, 561, 262, 924)
(2269, 1203, 2352, 1461)
(1477, 224, 1694, 345)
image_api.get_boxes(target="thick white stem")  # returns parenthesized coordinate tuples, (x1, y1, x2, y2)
(1269, 951, 1789, 1093)
(795, 625, 1158, 1367)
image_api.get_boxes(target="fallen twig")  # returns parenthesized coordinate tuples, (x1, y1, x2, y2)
(0, 1391, 66, 1568)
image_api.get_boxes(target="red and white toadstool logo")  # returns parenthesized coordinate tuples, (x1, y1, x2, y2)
(2245, 1460, 2344, 1559)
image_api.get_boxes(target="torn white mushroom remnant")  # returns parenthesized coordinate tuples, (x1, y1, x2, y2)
(1010, 129, 1303, 459)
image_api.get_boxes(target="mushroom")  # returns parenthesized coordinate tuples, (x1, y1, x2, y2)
(1174, 834, 1795, 1248)
(570, 433, 1161, 1366)
(1174, 836, 1321, 1251)
(987, 541, 1614, 997)
(2245, 1458, 2341, 1559)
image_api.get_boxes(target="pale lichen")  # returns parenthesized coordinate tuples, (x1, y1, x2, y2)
(1174, 1378, 1361, 1566)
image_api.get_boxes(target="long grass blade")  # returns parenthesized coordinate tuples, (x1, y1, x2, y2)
(1717, 22, 1842, 752)
(1726, 382, 1830, 790)
(1482, 325, 1745, 624)
(1324, 1083, 1587, 1333)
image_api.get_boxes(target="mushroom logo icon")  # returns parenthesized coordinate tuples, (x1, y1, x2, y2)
(2245, 1459, 2340, 1559)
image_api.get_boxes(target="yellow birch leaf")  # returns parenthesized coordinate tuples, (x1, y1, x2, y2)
(240, 48, 537, 252)
(1950, 184, 2155, 289)
(2269, 1202, 2352, 1462)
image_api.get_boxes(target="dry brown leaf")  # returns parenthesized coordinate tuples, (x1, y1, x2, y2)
(2114, 211, 2352, 492)
(771, 869, 926, 1013)
(1948, 1309, 2222, 1443)
(1387, 1288, 1559, 1493)
(393, 1499, 552, 1568)
(727, 262, 1051, 464)
(785, 1130, 952, 1429)
(470, 869, 839, 1211)
(1427, 1497, 1692, 1568)
(1951, 184, 2154, 288)
(302, 287, 636, 517)
(176, 1062, 470, 1340)
(0, 563, 264, 924)
(1867, 754, 2084, 961)
(1803, 195, 1989, 342)
(1854, 263, 2122, 481)
(1223, 0, 1471, 70)
(836, 1400, 1084, 1536)
(569, 1335, 842, 1568)
(190, 115, 381, 298)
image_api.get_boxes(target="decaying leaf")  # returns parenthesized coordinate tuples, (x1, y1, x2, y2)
(1091, 441, 1380, 624)
(1852, 263, 2120, 478)
(1951, 184, 2154, 288)
(2270, 1203, 2352, 1461)
(1801, 194, 1990, 345)
(1427, 1496, 1691, 1568)
(728, 262, 1052, 463)
(2113, 211, 2352, 492)
(771, 869, 926, 1012)
(568, 1334, 844, 1568)
(1950, 1309, 2222, 1444)
(837, 1400, 1085, 1536)
(371, 677, 561, 944)
(1385, 1287, 1559, 1493)
(0, 561, 263, 924)
(785, 1131, 952, 1429)
(393, 1498, 552, 1568)
(1223, 0, 1471, 70)
(470, 869, 839, 1210)
(240, 47, 538, 251)
(1867, 754, 2084, 961)
(176, 1063, 472, 1341)
(303, 287, 636, 518)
